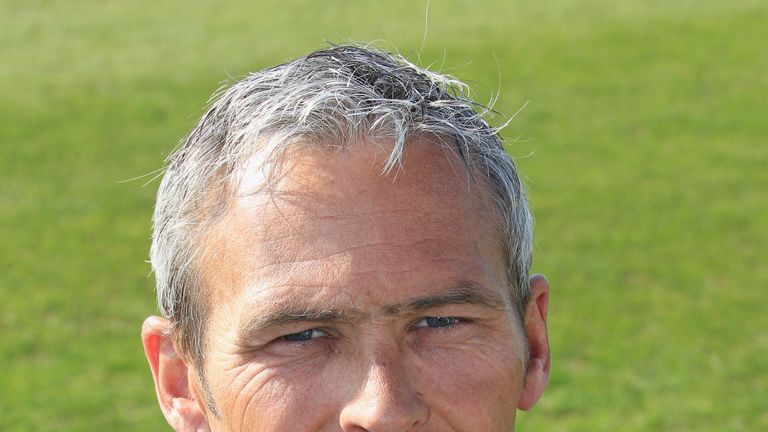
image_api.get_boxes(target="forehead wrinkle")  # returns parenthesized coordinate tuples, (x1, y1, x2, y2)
(219, 143, 503, 267)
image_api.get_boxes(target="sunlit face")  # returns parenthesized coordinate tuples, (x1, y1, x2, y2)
(189, 138, 531, 431)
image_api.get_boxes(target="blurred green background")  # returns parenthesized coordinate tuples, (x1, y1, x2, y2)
(1, 0, 766, 430)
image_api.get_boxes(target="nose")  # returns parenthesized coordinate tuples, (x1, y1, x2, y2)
(339, 354, 429, 431)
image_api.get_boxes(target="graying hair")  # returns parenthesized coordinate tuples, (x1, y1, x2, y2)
(150, 45, 533, 376)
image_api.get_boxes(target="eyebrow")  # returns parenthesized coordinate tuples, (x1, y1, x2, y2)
(236, 281, 507, 342)
(384, 281, 507, 315)
(237, 307, 364, 342)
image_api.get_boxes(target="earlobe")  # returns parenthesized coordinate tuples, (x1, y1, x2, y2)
(142, 316, 211, 431)
(517, 274, 551, 411)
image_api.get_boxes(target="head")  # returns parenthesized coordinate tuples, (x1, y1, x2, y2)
(142, 45, 550, 431)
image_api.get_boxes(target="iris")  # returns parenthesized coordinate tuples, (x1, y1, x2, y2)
(418, 316, 459, 328)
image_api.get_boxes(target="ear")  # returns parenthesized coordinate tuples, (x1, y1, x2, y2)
(517, 274, 551, 410)
(142, 316, 211, 431)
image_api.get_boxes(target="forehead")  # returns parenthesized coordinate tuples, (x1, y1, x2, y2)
(200, 137, 505, 310)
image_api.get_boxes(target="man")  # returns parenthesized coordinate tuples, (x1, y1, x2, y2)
(142, 45, 550, 431)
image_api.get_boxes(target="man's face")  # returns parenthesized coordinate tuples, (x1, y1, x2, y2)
(145, 138, 549, 431)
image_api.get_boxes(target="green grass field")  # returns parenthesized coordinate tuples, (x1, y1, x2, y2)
(1, 0, 766, 430)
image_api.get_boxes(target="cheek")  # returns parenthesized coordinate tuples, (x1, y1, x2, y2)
(414, 340, 523, 428)
(211, 358, 345, 431)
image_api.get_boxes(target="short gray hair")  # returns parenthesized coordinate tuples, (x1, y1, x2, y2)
(150, 45, 533, 372)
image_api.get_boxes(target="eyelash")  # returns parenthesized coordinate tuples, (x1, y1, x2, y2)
(279, 328, 329, 343)
(277, 316, 467, 345)
(411, 316, 464, 330)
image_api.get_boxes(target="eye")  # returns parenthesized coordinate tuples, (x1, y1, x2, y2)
(413, 316, 461, 329)
(280, 328, 328, 342)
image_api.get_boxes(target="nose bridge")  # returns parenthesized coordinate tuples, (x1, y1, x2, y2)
(339, 341, 429, 431)
(363, 347, 411, 400)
